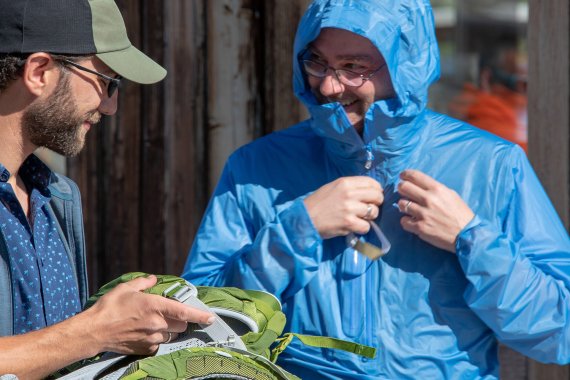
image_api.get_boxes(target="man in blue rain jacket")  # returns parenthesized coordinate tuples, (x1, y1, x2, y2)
(183, 0, 570, 378)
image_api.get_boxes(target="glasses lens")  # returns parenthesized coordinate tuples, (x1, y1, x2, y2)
(336, 70, 364, 87)
(107, 79, 120, 98)
(303, 60, 327, 77)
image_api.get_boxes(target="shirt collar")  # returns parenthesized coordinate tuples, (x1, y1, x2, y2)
(16, 155, 54, 195)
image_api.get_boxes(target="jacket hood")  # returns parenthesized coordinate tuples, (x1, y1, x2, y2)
(293, 0, 440, 142)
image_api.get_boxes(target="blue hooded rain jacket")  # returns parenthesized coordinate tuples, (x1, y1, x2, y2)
(183, 0, 570, 378)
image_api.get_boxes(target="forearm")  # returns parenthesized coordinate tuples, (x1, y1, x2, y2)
(457, 217, 570, 363)
(0, 310, 101, 379)
(185, 199, 323, 298)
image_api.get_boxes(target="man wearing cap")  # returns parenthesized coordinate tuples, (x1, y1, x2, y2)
(183, 0, 570, 378)
(0, 0, 214, 378)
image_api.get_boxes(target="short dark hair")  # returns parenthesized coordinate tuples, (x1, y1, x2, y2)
(0, 53, 90, 93)
(0, 54, 26, 93)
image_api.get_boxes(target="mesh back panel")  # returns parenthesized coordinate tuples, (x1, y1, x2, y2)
(184, 352, 278, 380)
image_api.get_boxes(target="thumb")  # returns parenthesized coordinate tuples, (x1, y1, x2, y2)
(125, 274, 158, 292)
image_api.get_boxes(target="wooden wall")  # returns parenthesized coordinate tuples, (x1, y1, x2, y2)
(523, 0, 570, 379)
(67, 1, 569, 379)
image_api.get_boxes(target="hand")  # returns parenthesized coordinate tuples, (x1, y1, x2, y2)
(397, 169, 474, 253)
(304, 176, 384, 239)
(85, 275, 215, 355)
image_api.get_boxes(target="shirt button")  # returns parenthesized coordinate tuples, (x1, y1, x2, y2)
(0, 170, 9, 182)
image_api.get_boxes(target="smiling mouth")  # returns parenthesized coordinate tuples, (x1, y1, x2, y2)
(326, 97, 358, 107)
(340, 99, 357, 107)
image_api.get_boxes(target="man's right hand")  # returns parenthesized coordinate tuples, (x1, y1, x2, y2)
(84, 275, 215, 355)
(303, 176, 384, 239)
(0, 275, 215, 379)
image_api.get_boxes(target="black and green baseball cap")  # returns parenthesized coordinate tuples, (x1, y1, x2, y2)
(0, 0, 166, 84)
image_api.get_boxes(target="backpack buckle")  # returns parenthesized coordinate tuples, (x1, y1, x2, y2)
(161, 281, 198, 303)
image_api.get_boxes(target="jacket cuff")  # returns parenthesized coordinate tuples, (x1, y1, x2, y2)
(455, 215, 483, 258)
(278, 198, 322, 253)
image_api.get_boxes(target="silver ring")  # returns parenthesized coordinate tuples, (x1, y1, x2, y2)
(404, 200, 412, 214)
(164, 331, 173, 344)
(364, 204, 373, 220)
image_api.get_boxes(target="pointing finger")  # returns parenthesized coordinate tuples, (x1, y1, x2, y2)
(155, 297, 215, 325)
(400, 169, 439, 191)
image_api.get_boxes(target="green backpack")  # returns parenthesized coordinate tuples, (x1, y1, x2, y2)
(53, 272, 376, 380)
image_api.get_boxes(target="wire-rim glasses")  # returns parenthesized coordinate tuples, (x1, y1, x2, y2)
(302, 59, 387, 87)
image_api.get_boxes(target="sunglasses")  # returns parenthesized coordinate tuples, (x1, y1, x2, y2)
(59, 59, 121, 98)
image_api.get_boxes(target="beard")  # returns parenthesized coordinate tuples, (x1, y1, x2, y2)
(22, 73, 101, 157)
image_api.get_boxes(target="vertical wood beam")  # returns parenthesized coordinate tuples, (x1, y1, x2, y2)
(206, 0, 263, 193)
(163, 0, 209, 274)
(138, 0, 167, 275)
(528, 0, 570, 230)
(527, 0, 570, 378)
(263, 0, 310, 134)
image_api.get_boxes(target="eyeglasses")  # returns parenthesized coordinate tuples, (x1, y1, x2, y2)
(302, 59, 387, 87)
(58, 59, 121, 98)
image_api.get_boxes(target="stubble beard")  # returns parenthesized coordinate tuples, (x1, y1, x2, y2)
(22, 72, 100, 157)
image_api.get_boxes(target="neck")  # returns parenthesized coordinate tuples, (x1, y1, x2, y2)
(0, 109, 37, 180)
(353, 121, 364, 137)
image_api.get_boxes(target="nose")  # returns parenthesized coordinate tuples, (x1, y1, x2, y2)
(318, 70, 344, 98)
(98, 90, 119, 116)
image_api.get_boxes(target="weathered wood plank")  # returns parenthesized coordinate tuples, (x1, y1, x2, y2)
(100, 0, 144, 281)
(500, 345, 529, 380)
(206, 0, 263, 192)
(528, 0, 570, 230)
(526, 0, 570, 378)
(163, 0, 208, 274)
(263, 0, 310, 133)
(137, 0, 167, 275)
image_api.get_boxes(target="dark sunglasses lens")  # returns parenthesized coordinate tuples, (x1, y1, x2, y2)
(108, 80, 120, 98)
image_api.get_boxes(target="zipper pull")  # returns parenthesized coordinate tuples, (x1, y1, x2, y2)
(364, 146, 374, 170)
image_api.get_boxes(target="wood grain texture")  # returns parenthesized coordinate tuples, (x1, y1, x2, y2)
(206, 0, 263, 191)
(517, 0, 570, 379)
(528, 0, 570, 230)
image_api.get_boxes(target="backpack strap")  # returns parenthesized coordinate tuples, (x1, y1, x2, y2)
(270, 333, 377, 362)
(201, 287, 287, 358)
(47, 173, 89, 306)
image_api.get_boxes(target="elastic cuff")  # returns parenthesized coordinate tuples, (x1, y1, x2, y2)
(278, 198, 322, 252)
(455, 215, 483, 256)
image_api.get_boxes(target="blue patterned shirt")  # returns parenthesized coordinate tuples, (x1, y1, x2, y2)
(0, 155, 81, 334)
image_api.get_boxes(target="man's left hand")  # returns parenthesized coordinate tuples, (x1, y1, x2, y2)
(397, 169, 474, 253)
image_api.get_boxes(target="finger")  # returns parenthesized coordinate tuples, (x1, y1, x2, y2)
(400, 169, 439, 191)
(400, 215, 420, 234)
(156, 297, 215, 325)
(361, 203, 379, 220)
(164, 318, 189, 333)
(346, 176, 384, 191)
(360, 189, 384, 206)
(346, 181, 384, 205)
(335, 177, 383, 202)
(350, 217, 372, 235)
(398, 179, 426, 205)
(160, 331, 179, 344)
(397, 199, 418, 217)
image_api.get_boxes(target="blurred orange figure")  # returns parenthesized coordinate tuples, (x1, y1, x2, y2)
(449, 48, 528, 152)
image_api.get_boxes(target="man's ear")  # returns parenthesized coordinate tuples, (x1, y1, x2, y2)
(22, 53, 60, 97)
